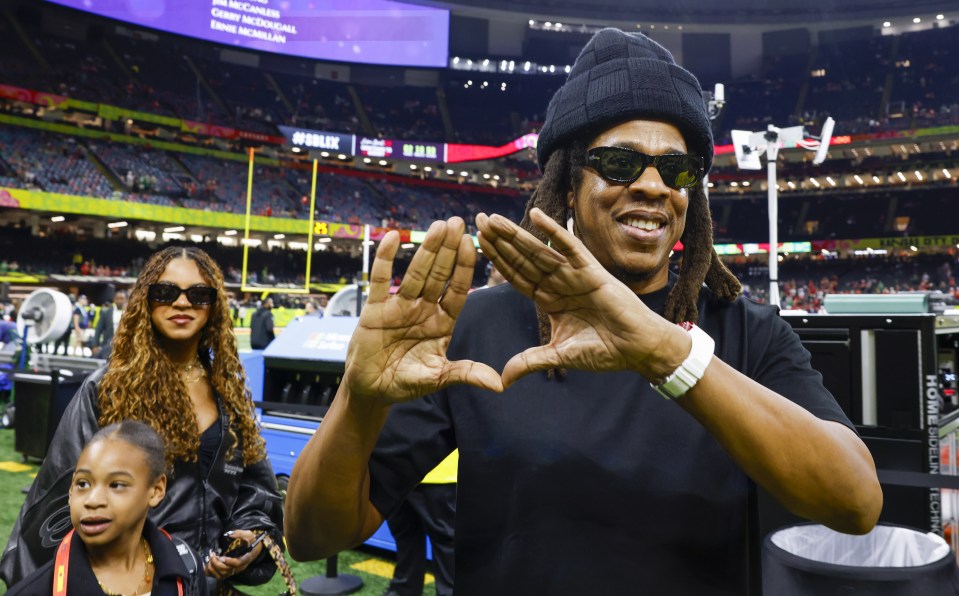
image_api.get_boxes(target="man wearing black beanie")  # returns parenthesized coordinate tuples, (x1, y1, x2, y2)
(287, 28, 882, 595)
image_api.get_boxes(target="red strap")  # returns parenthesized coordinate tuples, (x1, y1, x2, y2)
(158, 528, 185, 596)
(52, 529, 74, 596)
(52, 527, 183, 596)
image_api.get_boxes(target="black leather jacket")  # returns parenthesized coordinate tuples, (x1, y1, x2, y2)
(0, 367, 284, 589)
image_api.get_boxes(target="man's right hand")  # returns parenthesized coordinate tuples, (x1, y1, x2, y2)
(342, 217, 503, 405)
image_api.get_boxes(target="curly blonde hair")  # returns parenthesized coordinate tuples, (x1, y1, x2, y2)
(98, 246, 266, 467)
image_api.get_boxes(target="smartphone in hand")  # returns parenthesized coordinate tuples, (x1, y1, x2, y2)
(220, 531, 267, 559)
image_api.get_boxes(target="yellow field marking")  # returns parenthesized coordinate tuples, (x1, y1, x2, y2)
(350, 559, 394, 579)
(349, 559, 433, 584)
(0, 461, 34, 473)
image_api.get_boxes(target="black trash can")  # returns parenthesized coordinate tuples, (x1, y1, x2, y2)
(763, 523, 959, 595)
(12, 369, 87, 461)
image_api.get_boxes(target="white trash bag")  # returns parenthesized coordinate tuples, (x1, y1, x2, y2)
(771, 524, 951, 567)
(763, 523, 959, 596)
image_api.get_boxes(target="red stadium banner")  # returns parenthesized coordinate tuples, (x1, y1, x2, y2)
(445, 133, 539, 163)
(715, 135, 851, 156)
(0, 84, 70, 110)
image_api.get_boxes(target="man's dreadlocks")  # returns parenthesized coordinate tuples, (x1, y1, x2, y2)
(519, 139, 742, 377)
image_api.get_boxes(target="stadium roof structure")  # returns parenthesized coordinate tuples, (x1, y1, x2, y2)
(434, 0, 956, 25)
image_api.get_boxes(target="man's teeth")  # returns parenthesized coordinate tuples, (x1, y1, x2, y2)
(624, 218, 661, 231)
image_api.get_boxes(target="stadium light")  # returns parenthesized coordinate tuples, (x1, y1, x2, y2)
(944, 168, 952, 179)
(224, 230, 238, 236)
(883, 21, 892, 27)
(854, 175, 864, 185)
(164, 226, 186, 233)
(50, 216, 65, 222)
(107, 221, 128, 228)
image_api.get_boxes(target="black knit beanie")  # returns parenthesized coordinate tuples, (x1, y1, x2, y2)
(536, 28, 714, 174)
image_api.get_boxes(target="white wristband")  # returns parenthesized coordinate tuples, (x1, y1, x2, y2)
(652, 324, 715, 400)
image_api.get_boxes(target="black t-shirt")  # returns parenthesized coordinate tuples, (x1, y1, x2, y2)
(369, 281, 853, 595)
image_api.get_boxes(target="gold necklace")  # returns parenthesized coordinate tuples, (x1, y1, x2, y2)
(95, 538, 153, 596)
(179, 358, 206, 384)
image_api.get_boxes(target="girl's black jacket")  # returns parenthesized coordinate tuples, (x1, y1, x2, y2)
(0, 367, 284, 589)
(7, 518, 207, 596)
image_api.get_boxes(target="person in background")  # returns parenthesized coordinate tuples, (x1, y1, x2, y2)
(1, 247, 286, 593)
(481, 262, 507, 289)
(250, 297, 275, 350)
(92, 290, 127, 361)
(284, 28, 881, 595)
(316, 294, 329, 315)
(382, 451, 456, 596)
(7, 421, 207, 595)
(303, 301, 323, 318)
(69, 294, 91, 356)
(229, 297, 240, 327)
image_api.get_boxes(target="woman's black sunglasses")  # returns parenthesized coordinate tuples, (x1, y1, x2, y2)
(586, 146, 704, 190)
(147, 283, 217, 306)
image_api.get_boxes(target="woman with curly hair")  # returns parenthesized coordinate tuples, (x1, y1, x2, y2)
(0, 246, 284, 592)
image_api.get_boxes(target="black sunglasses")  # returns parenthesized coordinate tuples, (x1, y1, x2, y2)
(586, 146, 704, 190)
(147, 283, 217, 306)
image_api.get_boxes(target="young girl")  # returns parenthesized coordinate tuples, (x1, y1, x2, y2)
(8, 420, 205, 595)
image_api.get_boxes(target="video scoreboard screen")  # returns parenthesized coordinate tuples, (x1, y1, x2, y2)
(45, 0, 450, 68)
